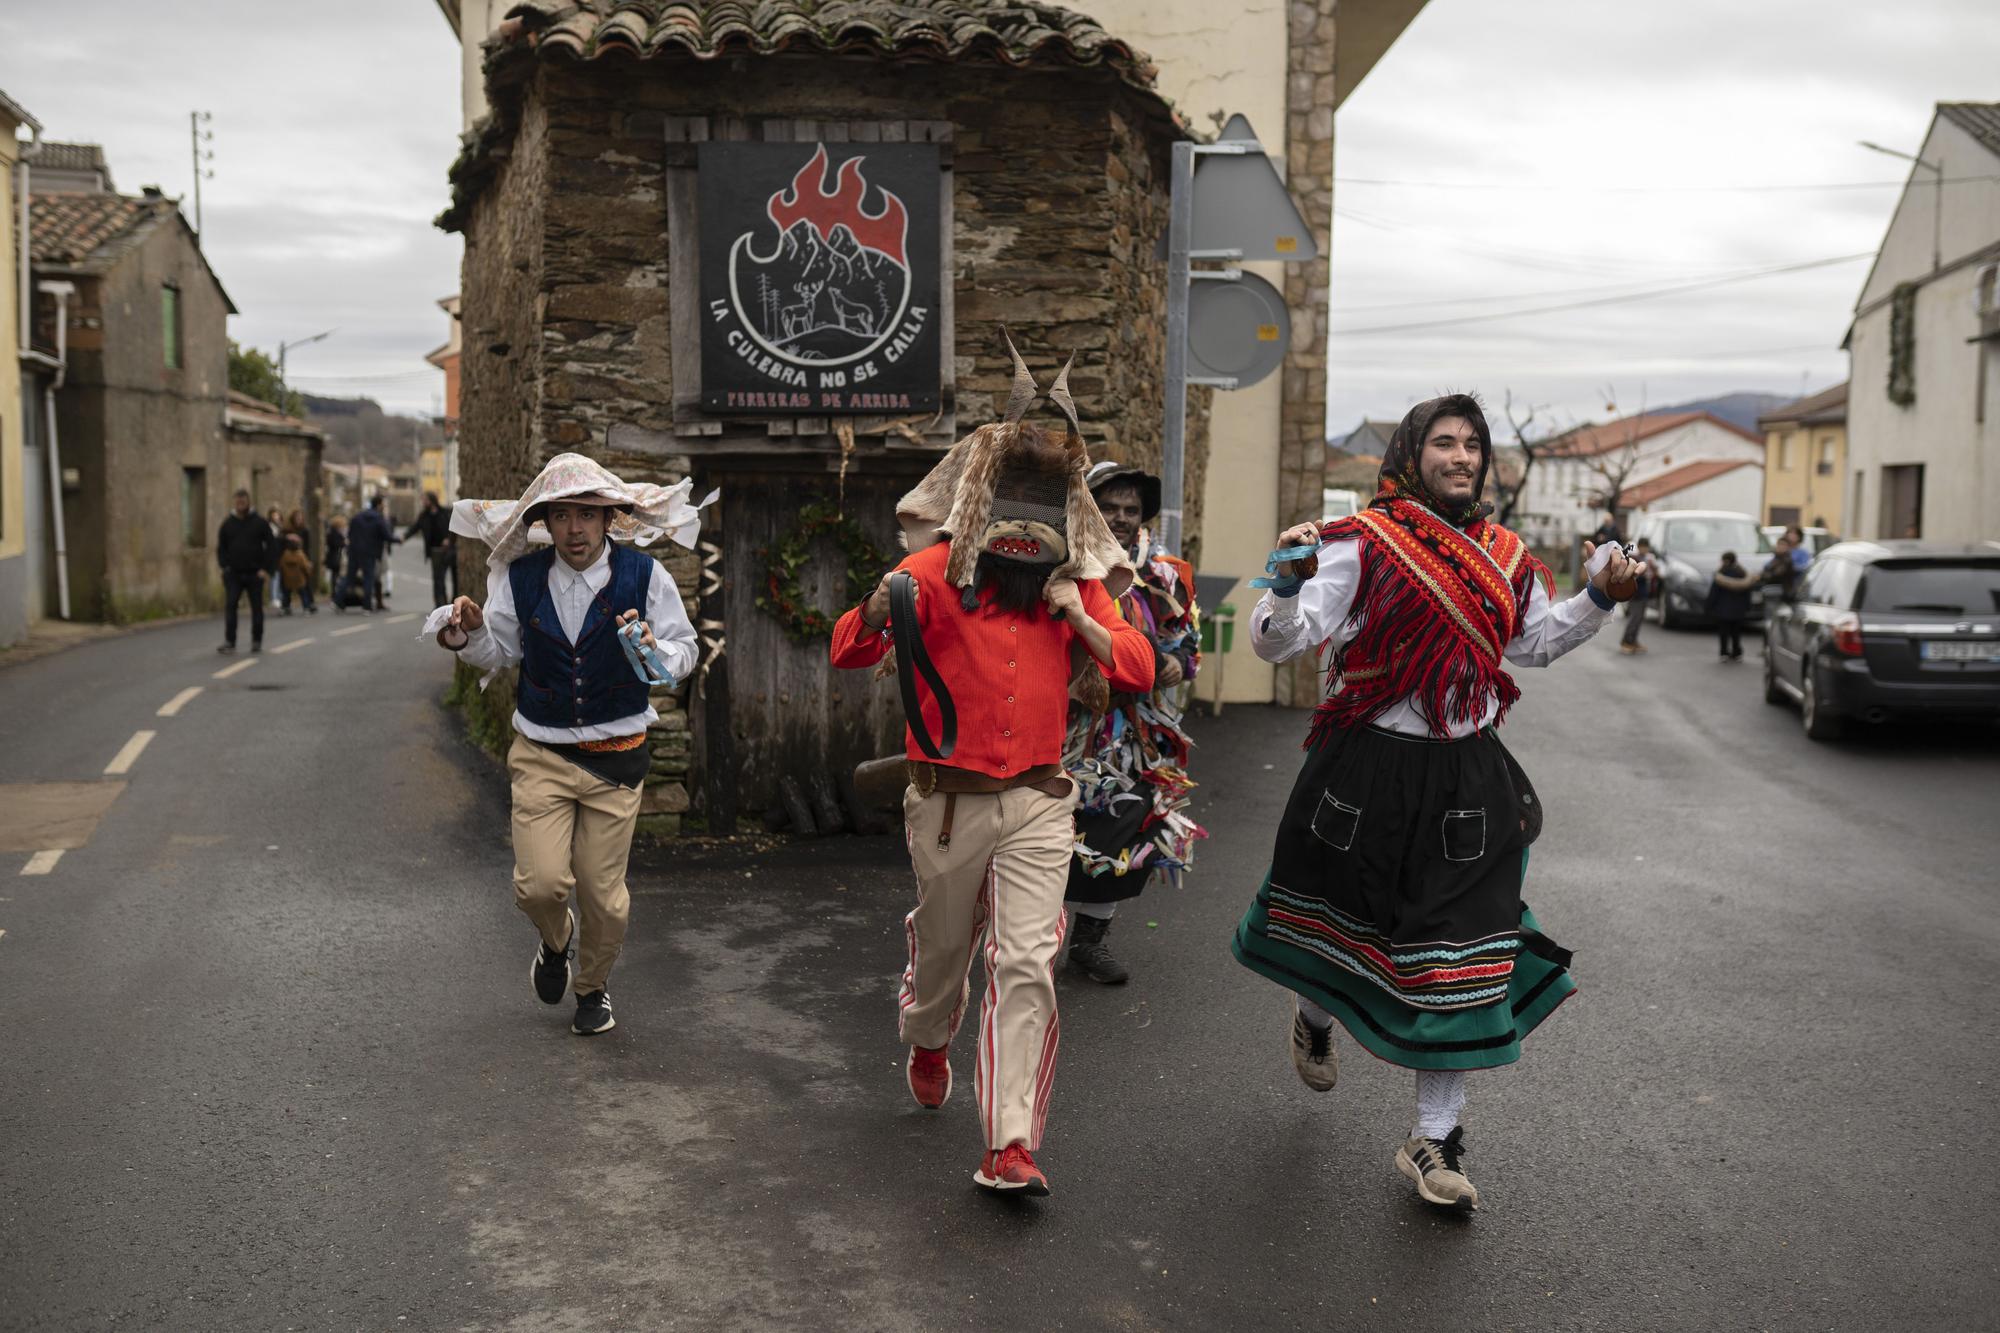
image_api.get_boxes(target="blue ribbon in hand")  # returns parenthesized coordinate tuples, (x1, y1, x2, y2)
(1249, 543, 1320, 598)
(619, 619, 676, 687)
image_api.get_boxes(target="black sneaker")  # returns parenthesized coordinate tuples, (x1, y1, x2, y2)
(572, 990, 615, 1036)
(251, 642, 262, 653)
(217, 642, 235, 654)
(531, 909, 574, 1004)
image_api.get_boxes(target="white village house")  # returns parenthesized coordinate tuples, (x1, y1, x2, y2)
(1844, 102, 2000, 542)
(1505, 411, 1766, 548)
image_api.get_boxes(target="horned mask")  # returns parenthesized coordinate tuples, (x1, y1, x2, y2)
(894, 333, 1133, 604)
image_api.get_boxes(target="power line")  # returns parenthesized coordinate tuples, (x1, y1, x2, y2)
(1333, 174, 2000, 194)
(1328, 252, 1871, 338)
(1330, 258, 1823, 314)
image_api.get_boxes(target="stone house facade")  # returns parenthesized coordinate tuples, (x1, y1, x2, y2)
(29, 185, 236, 624)
(225, 390, 326, 562)
(442, 0, 1204, 832)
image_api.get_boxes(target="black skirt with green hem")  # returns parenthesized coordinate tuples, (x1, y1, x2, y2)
(1230, 722, 1575, 1072)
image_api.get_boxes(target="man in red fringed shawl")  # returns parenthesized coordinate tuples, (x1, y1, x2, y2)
(1230, 393, 1645, 1211)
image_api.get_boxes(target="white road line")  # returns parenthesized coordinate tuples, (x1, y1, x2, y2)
(330, 624, 372, 638)
(157, 686, 204, 717)
(21, 850, 63, 876)
(104, 730, 156, 776)
(0, 929, 7, 941)
(213, 657, 259, 680)
(270, 637, 314, 655)
(385, 613, 418, 625)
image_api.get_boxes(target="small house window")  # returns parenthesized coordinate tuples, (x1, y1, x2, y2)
(182, 467, 206, 546)
(1777, 433, 1794, 470)
(162, 284, 183, 370)
(1816, 436, 1836, 476)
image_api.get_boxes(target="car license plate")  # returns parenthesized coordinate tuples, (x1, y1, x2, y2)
(1919, 640, 2000, 662)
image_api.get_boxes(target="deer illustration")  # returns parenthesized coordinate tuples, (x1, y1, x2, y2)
(780, 279, 826, 341)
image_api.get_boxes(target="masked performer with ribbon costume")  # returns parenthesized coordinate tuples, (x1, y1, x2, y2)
(1060, 461, 1207, 985)
(1230, 394, 1644, 1210)
(830, 339, 1154, 1197)
(430, 453, 706, 1037)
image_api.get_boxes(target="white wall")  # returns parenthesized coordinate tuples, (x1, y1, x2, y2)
(1076, 0, 1292, 703)
(1626, 466, 1763, 524)
(1856, 115, 2000, 310)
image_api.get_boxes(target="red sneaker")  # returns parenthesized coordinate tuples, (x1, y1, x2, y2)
(907, 1044, 951, 1109)
(974, 1143, 1050, 1196)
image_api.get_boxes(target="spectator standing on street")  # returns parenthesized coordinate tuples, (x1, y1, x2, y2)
(1761, 535, 1800, 605)
(265, 507, 286, 610)
(436, 453, 705, 1040)
(1707, 551, 1756, 662)
(279, 534, 317, 615)
(405, 491, 458, 608)
(216, 489, 277, 654)
(346, 496, 394, 612)
(1232, 394, 1645, 1212)
(324, 514, 347, 607)
(1619, 536, 1655, 655)
(1784, 524, 1813, 575)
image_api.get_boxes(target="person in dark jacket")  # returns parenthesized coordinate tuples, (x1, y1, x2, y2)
(1760, 536, 1800, 606)
(1618, 536, 1656, 655)
(216, 489, 277, 653)
(345, 496, 394, 612)
(324, 514, 347, 605)
(1706, 551, 1757, 661)
(404, 491, 457, 608)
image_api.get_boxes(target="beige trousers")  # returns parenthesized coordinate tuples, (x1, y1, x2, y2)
(898, 781, 1077, 1151)
(508, 734, 643, 995)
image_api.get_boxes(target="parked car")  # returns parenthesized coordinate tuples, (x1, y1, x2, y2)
(1762, 540, 2000, 739)
(1630, 510, 1773, 629)
(1760, 524, 1836, 556)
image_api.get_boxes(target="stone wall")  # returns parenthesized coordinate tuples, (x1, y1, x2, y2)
(453, 55, 1197, 826)
(1278, 0, 1337, 705)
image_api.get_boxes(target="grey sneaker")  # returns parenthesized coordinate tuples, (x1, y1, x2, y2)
(572, 989, 615, 1036)
(1289, 1000, 1338, 1092)
(1396, 1126, 1479, 1210)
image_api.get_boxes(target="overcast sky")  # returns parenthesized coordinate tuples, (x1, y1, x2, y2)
(3, 0, 1995, 433)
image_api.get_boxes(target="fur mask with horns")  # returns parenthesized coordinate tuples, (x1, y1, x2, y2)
(893, 333, 1133, 605)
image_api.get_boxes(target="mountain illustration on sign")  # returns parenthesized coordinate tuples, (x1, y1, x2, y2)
(738, 145, 911, 364)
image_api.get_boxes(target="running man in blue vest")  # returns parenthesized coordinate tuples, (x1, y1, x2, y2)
(434, 454, 706, 1036)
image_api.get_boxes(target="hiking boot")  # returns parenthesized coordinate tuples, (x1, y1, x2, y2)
(1067, 913, 1129, 985)
(531, 909, 574, 1005)
(1290, 1000, 1338, 1092)
(572, 990, 615, 1036)
(907, 1044, 951, 1109)
(1396, 1126, 1479, 1210)
(974, 1143, 1050, 1196)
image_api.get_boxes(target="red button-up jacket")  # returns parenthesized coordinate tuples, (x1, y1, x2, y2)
(829, 541, 1154, 780)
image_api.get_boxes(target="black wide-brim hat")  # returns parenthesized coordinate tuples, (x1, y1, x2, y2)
(1084, 461, 1162, 522)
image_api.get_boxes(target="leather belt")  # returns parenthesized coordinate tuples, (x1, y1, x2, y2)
(907, 762, 1073, 851)
(890, 571, 956, 761)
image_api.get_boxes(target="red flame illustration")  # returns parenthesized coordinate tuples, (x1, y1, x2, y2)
(767, 145, 908, 268)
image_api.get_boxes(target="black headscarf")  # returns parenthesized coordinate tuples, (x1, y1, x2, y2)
(1373, 393, 1493, 528)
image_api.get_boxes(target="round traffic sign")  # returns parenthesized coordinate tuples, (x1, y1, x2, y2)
(1187, 270, 1289, 388)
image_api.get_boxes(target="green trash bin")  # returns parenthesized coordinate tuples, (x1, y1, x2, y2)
(1199, 602, 1236, 655)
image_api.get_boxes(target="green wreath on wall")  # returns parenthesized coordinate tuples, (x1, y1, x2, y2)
(755, 502, 889, 643)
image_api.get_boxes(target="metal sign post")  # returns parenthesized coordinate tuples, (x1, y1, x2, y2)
(1157, 116, 1316, 557)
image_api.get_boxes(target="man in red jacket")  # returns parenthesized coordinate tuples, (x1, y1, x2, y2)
(831, 343, 1151, 1197)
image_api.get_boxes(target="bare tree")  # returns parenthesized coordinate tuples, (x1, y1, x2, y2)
(1583, 383, 1648, 521)
(1494, 389, 1559, 527)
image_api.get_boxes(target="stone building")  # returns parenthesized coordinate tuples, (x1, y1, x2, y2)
(28, 177, 236, 624)
(225, 390, 326, 559)
(441, 0, 1203, 832)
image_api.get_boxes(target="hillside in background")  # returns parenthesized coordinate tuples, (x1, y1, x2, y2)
(303, 394, 444, 468)
(1649, 391, 1798, 435)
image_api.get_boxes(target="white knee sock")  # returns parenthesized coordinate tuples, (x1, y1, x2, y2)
(1067, 900, 1117, 921)
(1297, 996, 1335, 1030)
(1413, 1070, 1467, 1141)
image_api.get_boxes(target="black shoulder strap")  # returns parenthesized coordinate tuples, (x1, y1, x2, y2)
(890, 571, 956, 761)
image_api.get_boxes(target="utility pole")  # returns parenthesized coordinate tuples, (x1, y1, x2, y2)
(276, 328, 336, 415)
(189, 111, 213, 235)
(1859, 140, 1944, 273)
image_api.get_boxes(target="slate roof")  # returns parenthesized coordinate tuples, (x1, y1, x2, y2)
(28, 191, 164, 268)
(1757, 381, 1847, 431)
(1940, 102, 2000, 160)
(498, 0, 1162, 92)
(227, 390, 325, 441)
(1620, 459, 1754, 509)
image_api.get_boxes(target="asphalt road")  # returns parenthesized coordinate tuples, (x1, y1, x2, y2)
(2, 563, 1996, 1331)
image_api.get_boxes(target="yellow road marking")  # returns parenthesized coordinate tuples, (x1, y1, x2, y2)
(157, 686, 203, 717)
(104, 731, 156, 776)
(213, 657, 258, 680)
(21, 850, 63, 876)
(271, 638, 314, 655)
(330, 624, 372, 638)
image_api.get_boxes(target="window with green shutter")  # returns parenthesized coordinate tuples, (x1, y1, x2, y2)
(162, 284, 182, 370)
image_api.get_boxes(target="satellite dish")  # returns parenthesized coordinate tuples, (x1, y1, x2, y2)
(1189, 115, 1319, 262)
(1187, 270, 1289, 388)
